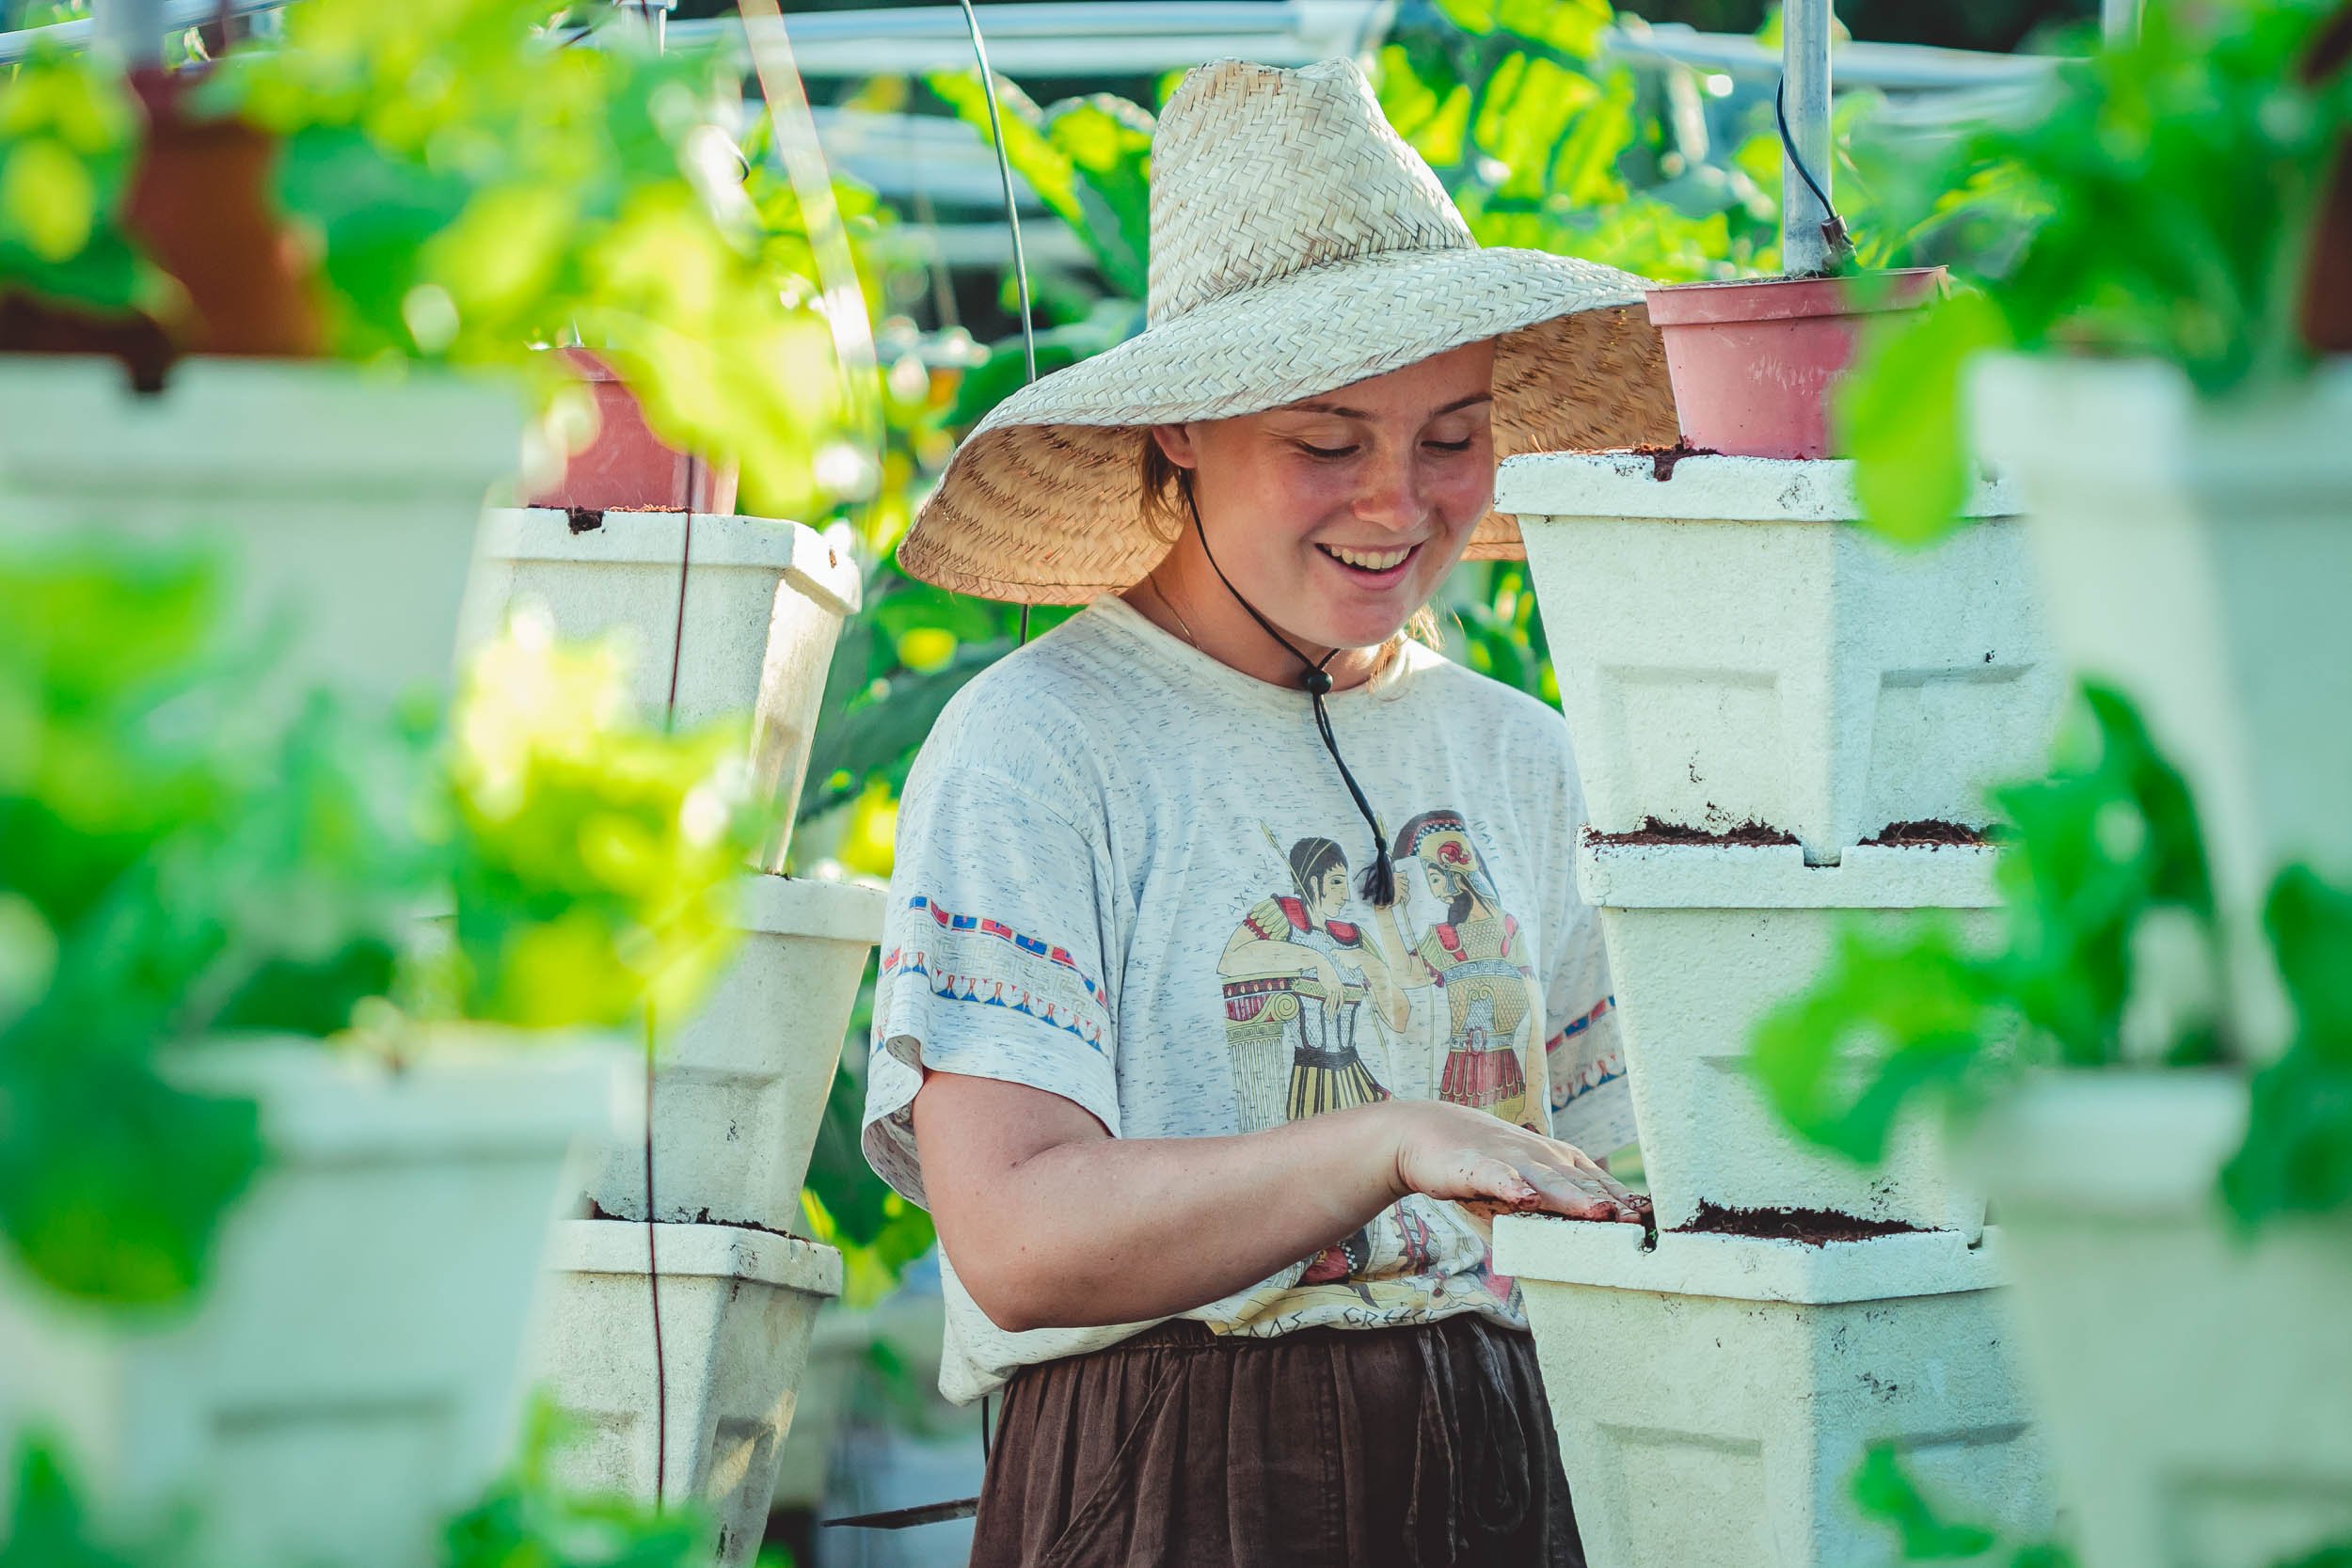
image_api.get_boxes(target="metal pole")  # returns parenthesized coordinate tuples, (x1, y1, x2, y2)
(1780, 0, 1836, 276)
(2101, 0, 2142, 46)
(93, 0, 166, 68)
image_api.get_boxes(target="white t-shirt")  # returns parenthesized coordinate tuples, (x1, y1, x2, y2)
(862, 594, 1633, 1403)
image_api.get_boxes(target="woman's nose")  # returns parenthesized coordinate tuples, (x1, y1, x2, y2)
(1350, 447, 1426, 532)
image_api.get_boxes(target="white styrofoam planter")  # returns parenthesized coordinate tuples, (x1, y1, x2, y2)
(1970, 356, 2352, 1048)
(0, 356, 519, 705)
(1582, 839, 2001, 1234)
(589, 873, 887, 1231)
(0, 1034, 623, 1568)
(458, 508, 862, 872)
(1962, 1071, 2352, 1568)
(1496, 1216, 2051, 1568)
(526, 1219, 843, 1568)
(1500, 451, 2062, 866)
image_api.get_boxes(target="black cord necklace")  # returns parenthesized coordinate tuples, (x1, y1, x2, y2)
(1185, 483, 1399, 909)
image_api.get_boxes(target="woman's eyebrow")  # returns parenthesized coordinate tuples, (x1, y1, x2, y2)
(1279, 391, 1497, 420)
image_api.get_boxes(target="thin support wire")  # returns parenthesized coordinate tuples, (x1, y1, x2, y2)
(954, 0, 1040, 649)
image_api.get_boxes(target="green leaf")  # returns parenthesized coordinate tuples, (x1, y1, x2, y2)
(1841, 289, 2011, 547)
(1046, 97, 1152, 300)
(1849, 1444, 1999, 1560)
(0, 137, 95, 262)
(0, 1437, 149, 1568)
(2221, 865, 2352, 1225)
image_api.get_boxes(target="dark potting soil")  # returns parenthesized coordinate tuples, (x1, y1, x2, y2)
(1673, 1202, 1925, 1247)
(563, 504, 690, 533)
(1860, 819, 1988, 849)
(1628, 441, 1721, 482)
(586, 1199, 806, 1243)
(1586, 816, 1799, 847)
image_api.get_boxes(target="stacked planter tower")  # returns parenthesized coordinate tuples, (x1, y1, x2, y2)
(1495, 444, 2062, 1566)
(463, 395, 884, 1568)
(1489, 16, 2078, 1559)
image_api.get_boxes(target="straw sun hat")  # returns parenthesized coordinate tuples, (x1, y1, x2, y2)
(898, 55, 1680, 605)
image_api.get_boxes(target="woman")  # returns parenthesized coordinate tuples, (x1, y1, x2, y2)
(862, 56, 1674, 1568)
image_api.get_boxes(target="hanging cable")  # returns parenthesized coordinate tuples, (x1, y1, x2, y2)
(1186, 485, 1397, 909)
(1774, 76, 1852, 262)
(955, 0, 1041, 648)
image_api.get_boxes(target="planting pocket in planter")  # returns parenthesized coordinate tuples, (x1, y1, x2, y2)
(1494, 1214, 2051, 1568)
(0, 1033, 625, 1568)
(1501, 451, 2061, 864)
(1579, 839, 2003, 1235)
(587, 873, 887, 1232)
(459, 509, 862, 867)
(525, 1219, 843, 1568)
(0, 356, 521, 708)
(1962, 1071, 2352, 1568)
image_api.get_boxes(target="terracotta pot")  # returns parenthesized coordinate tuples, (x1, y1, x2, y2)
(1642, 268, 1945, 459)
(528, 347, 739, 515)
(124, 69, 320, 359)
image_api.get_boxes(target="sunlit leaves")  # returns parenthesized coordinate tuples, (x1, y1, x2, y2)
(926, 71, 1153, 301)
(0, 46, 152, 313)
(1838, 287, 2011, 546)
(438, 613, 759, 1030)
(199, 0, 857, 518)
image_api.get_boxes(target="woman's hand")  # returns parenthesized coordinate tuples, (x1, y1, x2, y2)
(1380, 1099, 1649, 1224)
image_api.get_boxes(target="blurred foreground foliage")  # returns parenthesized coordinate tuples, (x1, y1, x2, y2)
(1755, 682, 2352, 1229)
(0, 546, 756, 1307)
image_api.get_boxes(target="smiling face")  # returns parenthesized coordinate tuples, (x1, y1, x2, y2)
(1149, 340, 1498, 656)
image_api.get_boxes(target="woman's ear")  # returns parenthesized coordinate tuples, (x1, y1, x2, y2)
(1149, 422, 1199, 468)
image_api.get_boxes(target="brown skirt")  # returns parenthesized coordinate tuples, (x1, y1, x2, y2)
(969, 1312, 1586, 1568)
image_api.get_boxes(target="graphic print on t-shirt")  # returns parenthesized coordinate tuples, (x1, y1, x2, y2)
(1215, 809, 1550, 1313)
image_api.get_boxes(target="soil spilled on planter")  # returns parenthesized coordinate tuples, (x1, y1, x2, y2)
(563, 504, 690, 533)
(1673, 1202, 1924, 1247)
(1587, 816, 1798, 847)
(587, 1200, 805, 1243)
(1629, 441, 1721, 481)
(1860, 819, 1988, 849)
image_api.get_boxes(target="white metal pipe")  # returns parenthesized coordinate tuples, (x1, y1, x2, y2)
(2102, 0, 2142, 46)
(1780, 0, 1836, 276)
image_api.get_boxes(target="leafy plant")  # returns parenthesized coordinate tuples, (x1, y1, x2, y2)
(1849, 1444, 2075, 1567)
(0, 0, 856, 517)
(440, 1402, 715, 1568)
(1756, 679, 2352, 1227)
(1375, 0, 1810, 281)
(1756, 683, 2220, 1160)
(2221, 864, 2352, 1225)
(0, 545, 758, 1307)
(430, 610, 759, 1031)
(0, 1436, 163, 1568)
(0, 45, 156, 320)
(1836, 0, 2352, 544)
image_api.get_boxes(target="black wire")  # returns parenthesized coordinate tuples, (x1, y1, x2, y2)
(1773, 76, 1840, 234)
(1184, 485, 1397, 909)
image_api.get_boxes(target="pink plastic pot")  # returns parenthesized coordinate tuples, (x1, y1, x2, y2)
(1643, 268, 1946, 459)
(526, 347, 739, 514)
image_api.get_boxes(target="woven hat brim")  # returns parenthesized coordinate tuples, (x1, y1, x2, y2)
(902, 247, 1679, 605)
